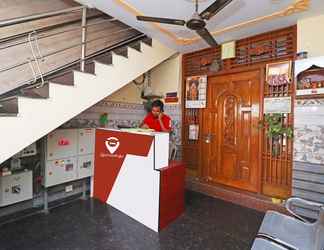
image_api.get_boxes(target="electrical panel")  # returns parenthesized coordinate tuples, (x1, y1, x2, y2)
(78, 128, 95, 155)
(46, 129, 78, 161)
(0, 170, 33, 207)
(44, 157, 77, 188)
(77, 154, 94, 180)
(43, 128, 95, 188)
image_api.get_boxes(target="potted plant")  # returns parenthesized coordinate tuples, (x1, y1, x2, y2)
(99, 113, 108, 127)
(259, 113, 293, 156)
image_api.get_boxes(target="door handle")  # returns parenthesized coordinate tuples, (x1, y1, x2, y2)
(204, 133, 215, 144)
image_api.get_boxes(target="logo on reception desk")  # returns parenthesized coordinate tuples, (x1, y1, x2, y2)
(99, 137, 124, 159)
(105, 137, 120, 154)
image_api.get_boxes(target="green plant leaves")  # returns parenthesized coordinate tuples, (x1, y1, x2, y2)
(259, 113, 293, 139)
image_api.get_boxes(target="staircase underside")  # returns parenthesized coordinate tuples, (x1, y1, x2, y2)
(0, 36, 175, 164)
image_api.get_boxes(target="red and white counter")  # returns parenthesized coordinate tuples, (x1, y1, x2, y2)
(92, 128, 185, 232)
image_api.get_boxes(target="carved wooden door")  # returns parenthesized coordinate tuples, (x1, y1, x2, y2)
(202, 70, 261, 192)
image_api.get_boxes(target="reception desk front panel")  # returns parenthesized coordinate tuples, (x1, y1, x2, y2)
(93, 129, 175, 232)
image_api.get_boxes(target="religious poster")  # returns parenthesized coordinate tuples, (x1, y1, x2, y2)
(266, 61, 292, 86)
(185, 75, 207, 108)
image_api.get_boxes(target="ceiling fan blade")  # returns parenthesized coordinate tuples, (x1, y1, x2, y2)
(199, 0, 233, 20)
(196, 28, 218, 47)
(136, 16, 185, 26)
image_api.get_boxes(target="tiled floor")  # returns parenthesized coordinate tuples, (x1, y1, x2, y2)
(0, 191, 264, 250)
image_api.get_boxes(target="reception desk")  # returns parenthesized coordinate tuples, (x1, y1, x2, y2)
(93, 128, 185, 232)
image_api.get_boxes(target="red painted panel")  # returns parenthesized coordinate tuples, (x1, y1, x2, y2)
(159, 161, 186, 230)
(93, 129, 153, 203)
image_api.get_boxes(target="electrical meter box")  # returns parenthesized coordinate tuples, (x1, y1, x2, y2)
(77, 154, 94, 179)
(43, 128, 95, 187)
(0, 170, 33, 207)
(46, 129, 78, 161)
(78, 128, 95, 155)
(44, 157, 77, 187)
(14, 143, 37, 158)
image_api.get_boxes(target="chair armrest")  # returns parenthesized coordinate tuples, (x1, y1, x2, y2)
(285, 197, 323, 223)
(256, 233, 298, 250)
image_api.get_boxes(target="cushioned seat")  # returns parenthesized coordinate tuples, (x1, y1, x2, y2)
(253, 198, 324, 250)
(258, 211, 316, 249)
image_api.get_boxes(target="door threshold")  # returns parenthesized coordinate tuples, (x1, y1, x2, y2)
(186, 177, 288, 214)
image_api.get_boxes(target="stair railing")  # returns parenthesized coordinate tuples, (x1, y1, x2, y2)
(27, 31, 45, 87)
(0, 5, 142, 96)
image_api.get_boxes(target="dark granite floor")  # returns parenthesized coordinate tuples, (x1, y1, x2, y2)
(0, 191, 264, 250)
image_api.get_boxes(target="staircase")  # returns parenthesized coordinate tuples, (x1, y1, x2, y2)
(0, 37, 175, 164)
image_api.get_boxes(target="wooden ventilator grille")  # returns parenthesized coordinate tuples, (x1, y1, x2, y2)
(183, 26, 296, 76)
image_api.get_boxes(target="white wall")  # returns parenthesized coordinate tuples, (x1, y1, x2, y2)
(107, 80, 143, 104)
(151, 54, 182, 104)
(107, 54, 182, 104)
(297, 14, 324, 58)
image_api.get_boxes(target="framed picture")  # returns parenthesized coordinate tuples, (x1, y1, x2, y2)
(266, 61, 292, 86)
(185, 75, 207, 109)
(301, 78, 312, 89)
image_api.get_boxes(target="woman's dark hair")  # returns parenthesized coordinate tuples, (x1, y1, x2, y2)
(151, 99, 164, 112)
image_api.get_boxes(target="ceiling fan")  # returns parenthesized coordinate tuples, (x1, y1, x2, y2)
(136, 0, 233, 47)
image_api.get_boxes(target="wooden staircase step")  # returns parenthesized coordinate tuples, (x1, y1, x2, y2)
(142, 37, 153, 47)
(113, 46, 128, 58)
(0, 97, 18, 116)
(128, 41, 142, 52)
(19, 83, 49, 99)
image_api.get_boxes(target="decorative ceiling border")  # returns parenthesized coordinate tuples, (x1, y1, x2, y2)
(113, 0, 310, 45)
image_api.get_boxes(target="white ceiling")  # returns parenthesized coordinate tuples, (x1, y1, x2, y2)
(77, 0, 324, 53)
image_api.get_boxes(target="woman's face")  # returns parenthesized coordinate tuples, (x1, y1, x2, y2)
(151, 106, 161, 118)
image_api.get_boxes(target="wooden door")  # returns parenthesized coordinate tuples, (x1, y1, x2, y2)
(202, 70, 261, 192)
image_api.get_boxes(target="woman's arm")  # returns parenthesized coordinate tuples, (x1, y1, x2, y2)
(158, 113, 171, 133)
(140, 122, 149, 129)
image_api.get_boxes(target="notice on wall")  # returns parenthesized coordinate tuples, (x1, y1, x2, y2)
(188, 124, 199, 140)
(221, 41, 236, 60)
(264, 96, 292, 114)
(185, 75, 207, 109)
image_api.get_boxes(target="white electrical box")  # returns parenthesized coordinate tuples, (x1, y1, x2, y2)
(77, 154, 94, 179)
(78, 128, 95, 155)
(0, 170, 33, 207)
(14, 143, 37, 158)
(46, 129, 78, 161)
(43, 128, 95, 187)
(44, 157, 77, 187)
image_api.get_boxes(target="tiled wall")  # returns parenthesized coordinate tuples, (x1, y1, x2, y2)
(293, 98, 324, 218)
(294, 99, 324, 164)
(62, 98, 182, 158)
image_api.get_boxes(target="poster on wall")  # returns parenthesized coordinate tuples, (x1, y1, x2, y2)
(185, 75, 207, 108)
(266, 61, 292, 86)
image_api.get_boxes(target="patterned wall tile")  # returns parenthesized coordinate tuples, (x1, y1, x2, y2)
(294, 98, 324, 165)
(294, 124, 324, 164)
(61, 101, 182, 159)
